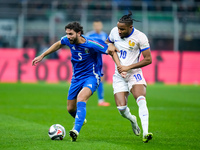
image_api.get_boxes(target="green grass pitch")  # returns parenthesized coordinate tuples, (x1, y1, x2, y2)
(0, 83, 200, 150)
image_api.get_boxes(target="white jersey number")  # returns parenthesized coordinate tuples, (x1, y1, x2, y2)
(78, 52, 82, 60)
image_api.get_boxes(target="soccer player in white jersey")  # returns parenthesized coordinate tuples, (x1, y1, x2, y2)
(106, 11, 153, 143)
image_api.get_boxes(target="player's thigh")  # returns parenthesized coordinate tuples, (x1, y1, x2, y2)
(114, 92, 129, 106)
(77, 87, 92, 103)
(131, 84, 146, 100)
(67, 99, 77, 112)
(113, 74, 129, 94)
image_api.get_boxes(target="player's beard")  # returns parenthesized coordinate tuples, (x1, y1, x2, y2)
(119, 33, 124, 39)
(119, 33, 128, 39)
(69, 34, 78, 44)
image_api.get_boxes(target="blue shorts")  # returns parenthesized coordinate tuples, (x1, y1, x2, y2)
(67, 76, 100, 100)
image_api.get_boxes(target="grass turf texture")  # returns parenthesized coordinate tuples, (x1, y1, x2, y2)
(0, 83, 200, 150)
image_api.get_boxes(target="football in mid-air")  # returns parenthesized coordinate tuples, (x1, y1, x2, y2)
(48, 124, 66, 140)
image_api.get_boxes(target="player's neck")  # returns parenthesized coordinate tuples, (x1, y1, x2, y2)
(128, 28, 134, 35)
(96, 30, 101, 34)
(76, 36, 86, 44)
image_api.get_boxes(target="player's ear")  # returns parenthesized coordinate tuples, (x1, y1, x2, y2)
(77, 31, 81, 36)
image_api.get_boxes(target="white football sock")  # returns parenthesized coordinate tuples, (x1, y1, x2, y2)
(117, 105, 135, 122)
(137, 96, 149, 136)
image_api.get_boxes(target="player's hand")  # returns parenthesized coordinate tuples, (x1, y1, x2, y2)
(120, 72, 127, 78)
(32, 55, 44, 66)
(117, 65, 130, 73)
(107, 43, 120, 56)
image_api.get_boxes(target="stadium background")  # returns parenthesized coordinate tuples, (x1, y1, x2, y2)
(0, 0, 200, 84)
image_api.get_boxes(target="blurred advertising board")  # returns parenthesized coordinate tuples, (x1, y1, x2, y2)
(0, 48, 200, 84)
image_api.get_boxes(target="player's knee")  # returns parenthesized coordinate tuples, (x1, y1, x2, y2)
(77, 95, 88, 103)
(67, 105, 76, 113)
(77, 98, 86, 103)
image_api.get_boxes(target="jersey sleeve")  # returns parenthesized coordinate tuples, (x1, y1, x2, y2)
(108, 27, 116, 43)
(60, 35, 69, 46)
(88, 38, 108, 54)
(139, 33, 150, 52)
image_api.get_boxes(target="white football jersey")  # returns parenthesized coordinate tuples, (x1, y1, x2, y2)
(108, 27, 150, 76)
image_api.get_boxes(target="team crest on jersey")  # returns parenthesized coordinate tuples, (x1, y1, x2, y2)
(128, 40, 135, 50)
(85, 48, 90, 54)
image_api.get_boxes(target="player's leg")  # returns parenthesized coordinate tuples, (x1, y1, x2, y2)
(115, 92, 131, 121)
(70, 76, 99, 141)
(115, 92, 141, 136)
(74, 87, 92, 131)
(67, 99, 87, 128)
(113, 74, 140, 136)
(97, 77, 110, 106)
(69, 87, 92, 141)
(67, 83, 87, 125)
(131, 84, 152, 142)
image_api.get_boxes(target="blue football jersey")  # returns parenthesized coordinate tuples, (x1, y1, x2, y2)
(60, 35, 108, 80)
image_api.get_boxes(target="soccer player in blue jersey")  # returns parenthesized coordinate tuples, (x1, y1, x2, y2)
(32, 22, 119, 142)
(86, 20, 110, 107)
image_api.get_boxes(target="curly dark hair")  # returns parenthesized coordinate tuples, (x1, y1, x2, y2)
(119, 11, 140, 26)
(65, 22, 84, 34)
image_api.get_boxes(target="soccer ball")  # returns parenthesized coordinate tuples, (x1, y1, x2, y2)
(48, 124, 66, 140)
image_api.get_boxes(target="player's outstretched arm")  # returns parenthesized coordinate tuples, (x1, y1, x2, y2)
(32, 41, 63, 66)
(111, 50, 121, 66)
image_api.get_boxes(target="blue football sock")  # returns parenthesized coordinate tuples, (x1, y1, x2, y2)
(97, 82, 104, 101)
(68, 110, 77, 118)
(74, 102, 86, 133)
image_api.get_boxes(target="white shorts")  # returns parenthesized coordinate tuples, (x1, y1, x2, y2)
(113, 69, 147, 94)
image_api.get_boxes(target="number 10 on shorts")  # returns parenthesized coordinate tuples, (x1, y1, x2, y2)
(134, 74, 142, 82)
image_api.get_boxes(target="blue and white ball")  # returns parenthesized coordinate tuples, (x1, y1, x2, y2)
(48, 124, 66, 140)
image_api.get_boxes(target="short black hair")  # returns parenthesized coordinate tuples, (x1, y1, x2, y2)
(119, 11, 140, 26)
(65, 22, 84, 34)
